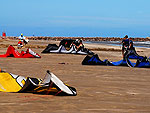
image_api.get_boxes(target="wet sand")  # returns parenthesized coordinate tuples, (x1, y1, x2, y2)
(0, 39, 150, 113)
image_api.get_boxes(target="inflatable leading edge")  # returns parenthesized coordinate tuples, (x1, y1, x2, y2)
(0, 45, 41, 58)
(42, 44, 94, 55)
(82, 53, 150, 68)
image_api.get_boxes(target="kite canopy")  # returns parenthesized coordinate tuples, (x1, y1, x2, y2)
(42, 39, 94, 55)
(82, 54, 109, 65)
(0, 70, 77, 96)
(59, 39, 75, 48)
(42, 44, 94, 55)
(124, 48, 143, 59)
(82, 52, 150, 68)
(0, 45, 41, 58)
(41, 44, 59, 53)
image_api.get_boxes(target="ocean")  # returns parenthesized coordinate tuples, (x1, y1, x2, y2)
(85, 41, 150, 48)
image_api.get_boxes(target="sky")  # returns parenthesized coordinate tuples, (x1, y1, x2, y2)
(1, 0, 150, 37)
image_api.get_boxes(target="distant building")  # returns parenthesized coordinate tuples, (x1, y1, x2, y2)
(2, 32, 6, 39)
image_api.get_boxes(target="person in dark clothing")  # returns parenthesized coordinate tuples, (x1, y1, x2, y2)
(76, 39, 84, 51)
(121, 35, 134, 59)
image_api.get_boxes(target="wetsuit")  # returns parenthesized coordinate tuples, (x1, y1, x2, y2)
(122, 39, 134, 60)
(122, 39, 133, 50)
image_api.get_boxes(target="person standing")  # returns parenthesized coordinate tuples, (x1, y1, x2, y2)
(121, 35, 134, 59)
(18, 33, 25, 41)
(18, 33, 29, 45)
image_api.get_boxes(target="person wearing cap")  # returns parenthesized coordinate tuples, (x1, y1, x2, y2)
(18, 33, 29, 45)
(18, 33, 25, 41)
(121, 35, 134, 59)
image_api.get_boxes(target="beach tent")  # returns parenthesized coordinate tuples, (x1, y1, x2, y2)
(0, 70, 77, 96)
(0, 45, 41, 58)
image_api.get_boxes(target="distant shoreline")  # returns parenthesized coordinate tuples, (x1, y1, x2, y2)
(3, 36, 150, 42)
(85, 41, 150, 48)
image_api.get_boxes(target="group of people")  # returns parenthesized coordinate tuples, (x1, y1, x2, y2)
(71, 39, 84, 51)
(72, 35, 135, 59)
(73, 35, 135, 59)
(62, 39, 84, 51)
(3, 32, 135, 58)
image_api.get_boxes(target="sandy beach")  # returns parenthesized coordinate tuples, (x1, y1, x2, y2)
(0, 39, 150, 113)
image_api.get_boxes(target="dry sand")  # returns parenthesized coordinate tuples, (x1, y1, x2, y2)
(0, 39, 150, 113)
